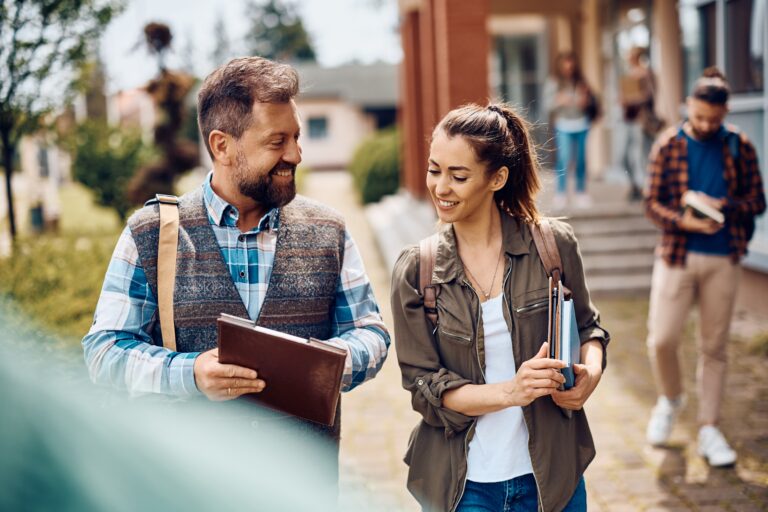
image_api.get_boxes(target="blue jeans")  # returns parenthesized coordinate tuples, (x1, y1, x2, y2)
(555, 128, 589, 194)
(456, 474, 587, 512)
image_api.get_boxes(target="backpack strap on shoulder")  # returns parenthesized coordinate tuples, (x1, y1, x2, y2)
(156, 193, 179, 351)
(419, 233, 440, 329)
(531, 218, 562, 283)
(725, 129, 741, 166)
(531, 218, 571, 298)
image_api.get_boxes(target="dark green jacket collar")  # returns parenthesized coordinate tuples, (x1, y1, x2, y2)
(432, 211, 531, 284)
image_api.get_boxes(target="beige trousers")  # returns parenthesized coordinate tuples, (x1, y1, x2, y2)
(646, 253, 741, 425)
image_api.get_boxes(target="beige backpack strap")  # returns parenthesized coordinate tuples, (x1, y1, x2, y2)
(156, 194, 179, 351)
(531, 218, 565, 288)
(419, 233, 440, 328)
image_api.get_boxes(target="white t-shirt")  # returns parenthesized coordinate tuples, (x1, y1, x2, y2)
(466, 294, 534, 482)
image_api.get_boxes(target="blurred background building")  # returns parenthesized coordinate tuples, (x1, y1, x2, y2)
(397, 0, 767, 309)
(293, 63, 398, 170)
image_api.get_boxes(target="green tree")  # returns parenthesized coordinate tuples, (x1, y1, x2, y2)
(244, 0, 316, 62)
(65, 121, 151, 222)
(210, 15, 233, 68)
(0, 0, 122, 242)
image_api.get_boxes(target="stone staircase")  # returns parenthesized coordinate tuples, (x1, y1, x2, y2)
(563, 203, 657, 295)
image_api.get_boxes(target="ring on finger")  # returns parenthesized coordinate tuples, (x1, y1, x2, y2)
(227, 387, 231, 396)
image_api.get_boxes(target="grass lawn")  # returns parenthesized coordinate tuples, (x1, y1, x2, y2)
(1, 182, 123, 344)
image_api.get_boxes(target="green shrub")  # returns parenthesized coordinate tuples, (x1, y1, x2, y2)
(0, 233, 119, 342)
(61, 120, 154, 222)
(348, 128, 401, 204)
(295, 165, 309, 194)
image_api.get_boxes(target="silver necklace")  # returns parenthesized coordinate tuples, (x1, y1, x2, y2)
(462, 248, 503, 300)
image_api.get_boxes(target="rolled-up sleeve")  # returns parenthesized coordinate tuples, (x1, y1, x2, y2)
(327, 231, 390, 392)
(81, 227, 201, 397)
(391, 247, 474, 437)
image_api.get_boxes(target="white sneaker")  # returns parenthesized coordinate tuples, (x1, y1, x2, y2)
(646, 395, 685, 446)
(552, 193, 567, 211)
(698, 425, 737, 467)
(574, 193, 592, 209)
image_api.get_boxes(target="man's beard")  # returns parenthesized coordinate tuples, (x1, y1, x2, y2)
(234, 152, 297, 209)
(690, 125, 718, 141)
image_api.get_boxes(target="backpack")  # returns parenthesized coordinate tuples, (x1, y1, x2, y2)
(725, 130, 756, 242)
(584, 88, 601, 123)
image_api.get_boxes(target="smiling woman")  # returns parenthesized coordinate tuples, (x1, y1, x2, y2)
(390, 103, 610, 512)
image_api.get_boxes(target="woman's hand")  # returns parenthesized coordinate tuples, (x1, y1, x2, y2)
(552, 340, 604, 410)
(502, 342, 566, 407)
(551, 362, 602, 410)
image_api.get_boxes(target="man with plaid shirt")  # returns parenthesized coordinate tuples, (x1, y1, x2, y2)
(82, 58, 390, 489)
(644, 68, 765, 466)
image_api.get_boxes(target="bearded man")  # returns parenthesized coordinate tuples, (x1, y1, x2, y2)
(82, 57, 390, 471)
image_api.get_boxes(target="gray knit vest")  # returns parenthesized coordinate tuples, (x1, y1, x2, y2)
(127, 188, 345, 440)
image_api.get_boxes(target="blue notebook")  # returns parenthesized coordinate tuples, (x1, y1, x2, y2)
(560, 299, 580, 389)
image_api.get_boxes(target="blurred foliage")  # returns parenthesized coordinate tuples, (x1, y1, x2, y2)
(295, 165, 309, 194)
(182, 99, 201, 146)
(245, 0, 316, 62)
(0, 233, 118, 341)
(210, 15, 234, 68)
(0, 0, 122, 240)
(348, 128, 401, 204)
(59, 181, 122, 234)
(60, 120, 154, 221)
(748, 331, 768, 357)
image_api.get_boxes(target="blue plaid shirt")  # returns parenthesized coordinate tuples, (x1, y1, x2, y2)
(82, 175, 390, 397)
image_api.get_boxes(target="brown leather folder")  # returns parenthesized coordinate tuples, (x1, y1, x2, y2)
(216, 314, 347, 426)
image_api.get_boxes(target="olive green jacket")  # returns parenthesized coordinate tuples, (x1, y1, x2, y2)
(391, 214, 610, 512)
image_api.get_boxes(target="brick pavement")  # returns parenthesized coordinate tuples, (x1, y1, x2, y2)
(303, 170, 768, 511)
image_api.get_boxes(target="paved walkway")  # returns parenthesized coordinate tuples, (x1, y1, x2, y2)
(303, 170, 768, 511)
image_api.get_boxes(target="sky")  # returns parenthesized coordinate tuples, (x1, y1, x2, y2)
(100, 0, 402, 93)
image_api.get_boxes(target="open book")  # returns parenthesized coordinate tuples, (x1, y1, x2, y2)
(682, 190, 725, 224)
(217, 314, 347, 426)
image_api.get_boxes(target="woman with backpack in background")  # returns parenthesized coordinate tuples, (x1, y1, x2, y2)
(543, 51, 599, 210)
(390, 103, 610, 511)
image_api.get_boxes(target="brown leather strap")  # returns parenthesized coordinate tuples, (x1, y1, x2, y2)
(157, 194, 179, 351)
(531, 218, 563, 284)
(419, 233, 440, 327)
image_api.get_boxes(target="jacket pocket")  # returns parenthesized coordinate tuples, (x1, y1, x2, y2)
(514, 298, 549, 317)
(513, 287, 549, 314)
(438, 327, 472, 346)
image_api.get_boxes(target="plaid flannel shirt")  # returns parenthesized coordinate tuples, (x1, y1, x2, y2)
(82, 175, 390, 397)
(644, 124, 766, 266)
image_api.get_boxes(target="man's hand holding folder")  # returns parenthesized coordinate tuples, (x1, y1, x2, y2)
(193, 348, 267, 401)
(216, 314, 347, 426)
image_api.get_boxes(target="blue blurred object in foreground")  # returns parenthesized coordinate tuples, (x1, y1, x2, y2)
(0, 303, 341, 512)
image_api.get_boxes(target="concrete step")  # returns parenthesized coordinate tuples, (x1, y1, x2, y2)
(550, 201, 646, 219)
(568, 216, 657, 237)
(366, 191, 436, 271)
(582, 252, 656, 274)
(578, 233, 658, 254)
(586, 272, 652, 295)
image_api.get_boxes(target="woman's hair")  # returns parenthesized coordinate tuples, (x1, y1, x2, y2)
(554, 51, 585, 85)
(433, 103, 541, 222)
(691, 67, 730, 105)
